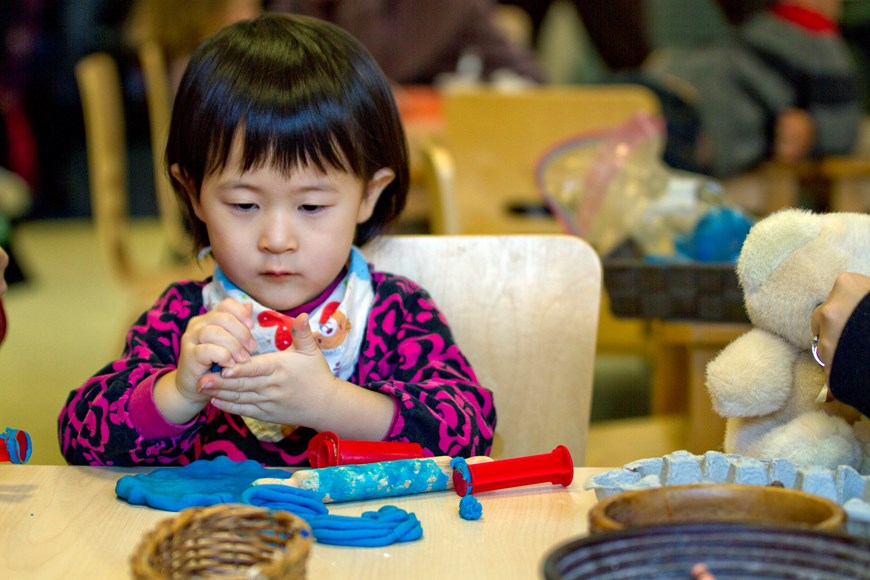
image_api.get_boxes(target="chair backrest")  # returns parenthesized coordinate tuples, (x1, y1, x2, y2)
(418, 139, 460, 236)
(437, 85, 661, 234)
(76, 52, 209, 327)
(75, 52, 133, 282)
(363, 234, 601, 464)
(138, 41, 191, 258)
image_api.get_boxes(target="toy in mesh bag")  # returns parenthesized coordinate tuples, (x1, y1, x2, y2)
(536, 112, 752, 263)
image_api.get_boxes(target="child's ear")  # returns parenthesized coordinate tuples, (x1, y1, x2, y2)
(357, 168, 395, 223)
(170, 164, 203, 220)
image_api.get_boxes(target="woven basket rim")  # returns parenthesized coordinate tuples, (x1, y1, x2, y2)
(130, 503, 312, 580)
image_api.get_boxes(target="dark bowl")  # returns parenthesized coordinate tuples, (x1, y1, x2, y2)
(543, 522, 870, 580)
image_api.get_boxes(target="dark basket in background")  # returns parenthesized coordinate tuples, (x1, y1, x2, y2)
(603, 241, 749, 324)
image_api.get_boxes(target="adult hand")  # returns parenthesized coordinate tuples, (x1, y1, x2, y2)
(811, 272, 870, 383)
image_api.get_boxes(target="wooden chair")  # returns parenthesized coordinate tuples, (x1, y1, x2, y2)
(75, 52, 209, 327)
(418, 139, 459, 236)
(363, 234, 601, 464)
(724, 155, 870, 217)
(431, 84, 661, 236)
(138, 41, 192, 259)
(423, 84, 658, 356)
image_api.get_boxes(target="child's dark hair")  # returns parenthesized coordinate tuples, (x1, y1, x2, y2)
(166, 13, 409, 250)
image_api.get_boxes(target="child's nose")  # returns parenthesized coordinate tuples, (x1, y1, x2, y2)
(259, 216, 297, 253)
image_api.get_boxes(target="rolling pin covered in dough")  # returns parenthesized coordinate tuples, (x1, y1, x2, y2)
(253, 456, 493, 503)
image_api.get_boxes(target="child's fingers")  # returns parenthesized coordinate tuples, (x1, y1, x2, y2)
(189, 310, 257, 355)
(213, 298, 255, 329)
(219, 354, 272, 379)
(209, 397, 255, 417)
(192, 343, 244, 380)
(289, 313, 320, 355)
(195, 323, 254, 364)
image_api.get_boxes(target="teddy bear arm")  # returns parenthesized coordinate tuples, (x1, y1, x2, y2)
(706, 328, 798, 417)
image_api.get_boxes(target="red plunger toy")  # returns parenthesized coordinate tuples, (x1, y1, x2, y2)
(308, 431, 425, 468)
(452, 445, 574, 496)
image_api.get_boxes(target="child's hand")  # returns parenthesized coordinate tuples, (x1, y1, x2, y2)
(773, 107, 815, 163)
(176, 298, 256, 402)
(203, 313, 341, 428)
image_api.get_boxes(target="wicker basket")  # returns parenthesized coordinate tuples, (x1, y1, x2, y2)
(130, 504, 313, 579)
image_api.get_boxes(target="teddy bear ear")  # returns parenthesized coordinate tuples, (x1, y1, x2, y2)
(737, 208, 821, 294)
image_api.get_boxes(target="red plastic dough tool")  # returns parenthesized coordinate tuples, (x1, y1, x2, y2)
(307, 431, 425, 467)
(452, 445, 574, 496)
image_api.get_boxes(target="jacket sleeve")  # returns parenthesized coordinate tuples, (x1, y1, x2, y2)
(829, 292, 870, 416)
(355, 272, 496, 457)
(58, 282, 209, 466)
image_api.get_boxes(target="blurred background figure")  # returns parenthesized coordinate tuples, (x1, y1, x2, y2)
(124, 0, 262, 93)
(0, 0, 39, 286)
(0, 245, 7, 345)
(512, 0, 861, 180)
(266, 0, 544, 85)
(631, 0, 861, 179)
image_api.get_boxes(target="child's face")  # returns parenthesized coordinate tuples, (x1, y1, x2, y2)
(187, 142, 393, 311)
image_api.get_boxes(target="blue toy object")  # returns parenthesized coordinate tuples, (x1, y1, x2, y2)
(0, 427, 32, 464)
(116, 457, 423, 547)
(115, 456, 292, 511)
(675, 206, 754, 263)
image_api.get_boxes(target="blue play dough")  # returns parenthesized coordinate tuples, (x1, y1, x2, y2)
(242, 484, 422, 546)
(242, 484, 329, 518)
(450, 456, 483, 520)
(458, 494, 483, 520)
(115, 456, 293, 511)
(675, 207, 753, 263)
(117, 457, 424, 547)
(310, 506, 423, 546)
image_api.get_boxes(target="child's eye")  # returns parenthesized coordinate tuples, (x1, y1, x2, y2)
(300, 204, 324, 214)
(232, 203, 257, 212)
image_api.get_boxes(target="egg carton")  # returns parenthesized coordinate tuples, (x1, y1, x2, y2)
(584, 450, 870, 539)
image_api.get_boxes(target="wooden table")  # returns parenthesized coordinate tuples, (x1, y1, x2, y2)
(0, 465, 608, 579)
(650, 321, 751, 454)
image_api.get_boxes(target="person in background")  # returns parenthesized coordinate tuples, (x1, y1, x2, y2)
(0, 245, 8, 344)
(266, 0, 544, 85)
(631, 0, 861, 179)
(0, 246, 7, 297)
(58, 13, 496, 467)
(812, 272, 870, 416)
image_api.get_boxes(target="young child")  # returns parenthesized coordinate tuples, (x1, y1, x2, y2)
(58, 13, 496, 466)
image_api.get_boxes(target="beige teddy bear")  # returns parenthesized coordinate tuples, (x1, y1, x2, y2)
(706, 208, 870, 473)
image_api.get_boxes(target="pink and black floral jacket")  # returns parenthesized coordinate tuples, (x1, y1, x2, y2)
(58, 268, 496, 466)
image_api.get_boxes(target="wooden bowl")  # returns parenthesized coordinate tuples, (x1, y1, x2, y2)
(588, 483, 845, 533)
